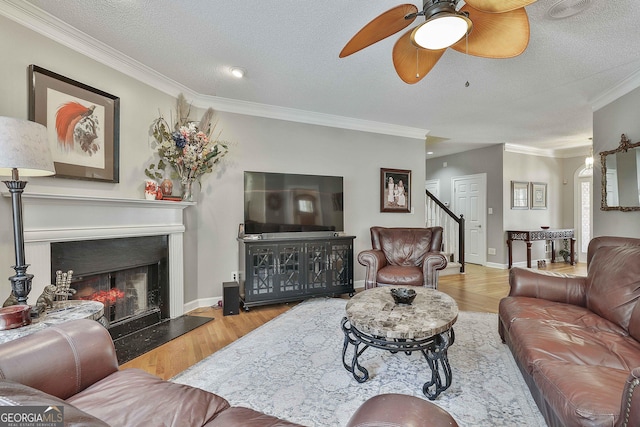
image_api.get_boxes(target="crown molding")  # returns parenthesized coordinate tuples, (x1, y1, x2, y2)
(189, 94, 429, 139)
(1, 0, 429, 140)
(591, 68, 640, 111)
(504, 143, 556, 158)
(504, 143, 589, 159)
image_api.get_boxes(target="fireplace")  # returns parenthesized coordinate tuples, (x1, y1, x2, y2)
(18, 193, 190, 320)
(50, 235, 170, 336)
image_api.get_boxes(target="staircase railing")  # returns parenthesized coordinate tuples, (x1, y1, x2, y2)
(426, 189, 465, 273)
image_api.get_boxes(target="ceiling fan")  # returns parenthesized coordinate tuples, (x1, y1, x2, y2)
(339, 0, 537, 84)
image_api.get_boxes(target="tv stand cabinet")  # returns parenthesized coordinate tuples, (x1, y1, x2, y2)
(239, 235, 355, 310)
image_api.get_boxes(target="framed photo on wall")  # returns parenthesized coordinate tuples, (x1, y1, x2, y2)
(511, 181, 529, 209)
(531, 182, 547, 209)
(381, 168, 411, 213)
(28, 65, 120, 182)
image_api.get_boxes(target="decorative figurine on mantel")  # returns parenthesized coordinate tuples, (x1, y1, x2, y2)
(35, 285, 56, 313)
(54, 270, 76, 301)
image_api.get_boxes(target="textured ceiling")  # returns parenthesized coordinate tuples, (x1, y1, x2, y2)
(21, 0, 640, 157)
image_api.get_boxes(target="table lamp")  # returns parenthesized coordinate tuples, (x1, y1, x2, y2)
(0, 116, 55, 307)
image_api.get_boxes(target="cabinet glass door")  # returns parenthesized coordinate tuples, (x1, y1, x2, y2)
(327, 242, 352, 291)
(277, 244, 302, 295)
(247, 245, 277, 300)
(305, 242, 328, 292)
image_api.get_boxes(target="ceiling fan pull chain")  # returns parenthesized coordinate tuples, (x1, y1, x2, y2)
(465, 31, 469, 55)
(416, 48, 419, 78)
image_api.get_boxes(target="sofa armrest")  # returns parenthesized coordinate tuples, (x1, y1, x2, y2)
(618, 367, 640, 427)
(357, 249, 387, 289)
(423, 252, 448, 289)
(509, 267, 587, 306)
(0, 319, 118, 400)
(0, 380, 109, 427)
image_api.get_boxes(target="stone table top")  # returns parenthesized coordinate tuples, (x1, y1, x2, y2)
(0, 300, 104, 344)
(345, 287, 458, 340)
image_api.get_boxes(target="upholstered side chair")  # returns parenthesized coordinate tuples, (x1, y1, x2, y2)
(358, 226, 448, 289)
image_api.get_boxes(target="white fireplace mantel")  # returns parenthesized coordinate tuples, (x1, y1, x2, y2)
(3, 192, 193, 318)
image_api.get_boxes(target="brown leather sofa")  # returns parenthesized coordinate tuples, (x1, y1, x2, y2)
(0, 319, 301, 426)
(499, 236, 640, 427)
(357, 226, 447, 289)
(0, 318, 447, 426)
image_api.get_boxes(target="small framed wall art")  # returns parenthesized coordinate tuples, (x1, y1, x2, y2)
(380, 168, 411, 213)
(28, 65, 120, 182)
(511, 181, 529, 209)
(530, 182, 547, 209)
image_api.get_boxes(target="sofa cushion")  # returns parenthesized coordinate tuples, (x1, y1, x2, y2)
(67, 369, 230, 426)
(0, 380, 109, 427)
(508, 318, 640, 374)
(377, 265, 423, 286)
(531, 361, 626, 427)
(499, 297, 628, 336)
(586, 245, 640, 333)
(378, 228, 433, 266)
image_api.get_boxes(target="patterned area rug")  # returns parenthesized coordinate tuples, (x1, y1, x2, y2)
(172, 298, 545, 427)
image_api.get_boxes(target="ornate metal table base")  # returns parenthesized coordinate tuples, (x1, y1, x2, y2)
(341, 317, 455, 400)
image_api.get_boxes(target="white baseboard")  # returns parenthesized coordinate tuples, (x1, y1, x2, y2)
(485, 262, 508, 270)
(183, 296, 221, 314)
(183, 283, 364, 314)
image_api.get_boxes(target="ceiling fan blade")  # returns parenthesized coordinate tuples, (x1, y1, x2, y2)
(339, 4, 418, 58)
(464, 0, 537, 13)
(392, 29, 445, 84)
(450, 6, 530, 58)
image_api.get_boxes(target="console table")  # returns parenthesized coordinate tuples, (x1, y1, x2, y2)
(506, 229, 575, 269)
(239, 234, 355, 309)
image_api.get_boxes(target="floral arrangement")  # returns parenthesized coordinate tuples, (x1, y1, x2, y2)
(149, 94, 229, 199)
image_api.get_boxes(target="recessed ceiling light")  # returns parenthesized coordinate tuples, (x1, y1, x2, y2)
(230, 67, 246, 78)
(427, 151, 434, 155)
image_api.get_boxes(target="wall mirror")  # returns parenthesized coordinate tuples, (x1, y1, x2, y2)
(601, 134, 640, 211)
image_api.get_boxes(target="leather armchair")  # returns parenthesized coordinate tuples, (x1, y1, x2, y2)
(357, 226, 447, 289)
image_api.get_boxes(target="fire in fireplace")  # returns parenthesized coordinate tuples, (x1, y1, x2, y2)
(51, 236, 169, 337)
(71, 265, 159, 325)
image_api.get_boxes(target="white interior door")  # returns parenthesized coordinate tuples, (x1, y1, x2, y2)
(575, 166, 593, 263)
(452, 174, 487, 265)
(425, 179, 440, 198)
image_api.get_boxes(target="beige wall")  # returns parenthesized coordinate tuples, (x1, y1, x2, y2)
(593, 86, 640, 238)
(0, 15, 427, 308)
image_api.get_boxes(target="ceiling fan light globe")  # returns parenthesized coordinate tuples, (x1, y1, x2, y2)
(411, 14, 472, 50)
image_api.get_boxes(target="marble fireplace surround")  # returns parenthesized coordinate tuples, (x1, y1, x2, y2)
(17, 193, 192, 318)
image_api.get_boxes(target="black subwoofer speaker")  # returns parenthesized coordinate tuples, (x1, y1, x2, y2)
(223, 281, 240, 316)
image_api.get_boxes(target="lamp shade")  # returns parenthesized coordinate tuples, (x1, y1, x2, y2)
(411, 13, 472, 50)
(0, 117, 55, 177)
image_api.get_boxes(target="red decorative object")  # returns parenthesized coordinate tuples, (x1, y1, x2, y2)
(0, 305, 31, 330)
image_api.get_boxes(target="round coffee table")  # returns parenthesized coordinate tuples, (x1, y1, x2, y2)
(341, 286, 458, 400)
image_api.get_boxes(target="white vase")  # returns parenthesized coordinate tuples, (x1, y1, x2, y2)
(144, 179, 158, 200)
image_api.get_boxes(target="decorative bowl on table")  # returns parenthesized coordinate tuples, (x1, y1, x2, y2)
(390, 288, 417, 305)
(541, 226, 550, 229)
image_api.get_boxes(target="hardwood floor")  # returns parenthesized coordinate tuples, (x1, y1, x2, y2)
(121, 262, 587, 380)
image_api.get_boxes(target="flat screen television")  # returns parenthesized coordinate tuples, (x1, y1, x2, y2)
(244, 171, 344, 235)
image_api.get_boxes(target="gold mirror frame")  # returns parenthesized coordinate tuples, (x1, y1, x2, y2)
(600, 134, 640, 211)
